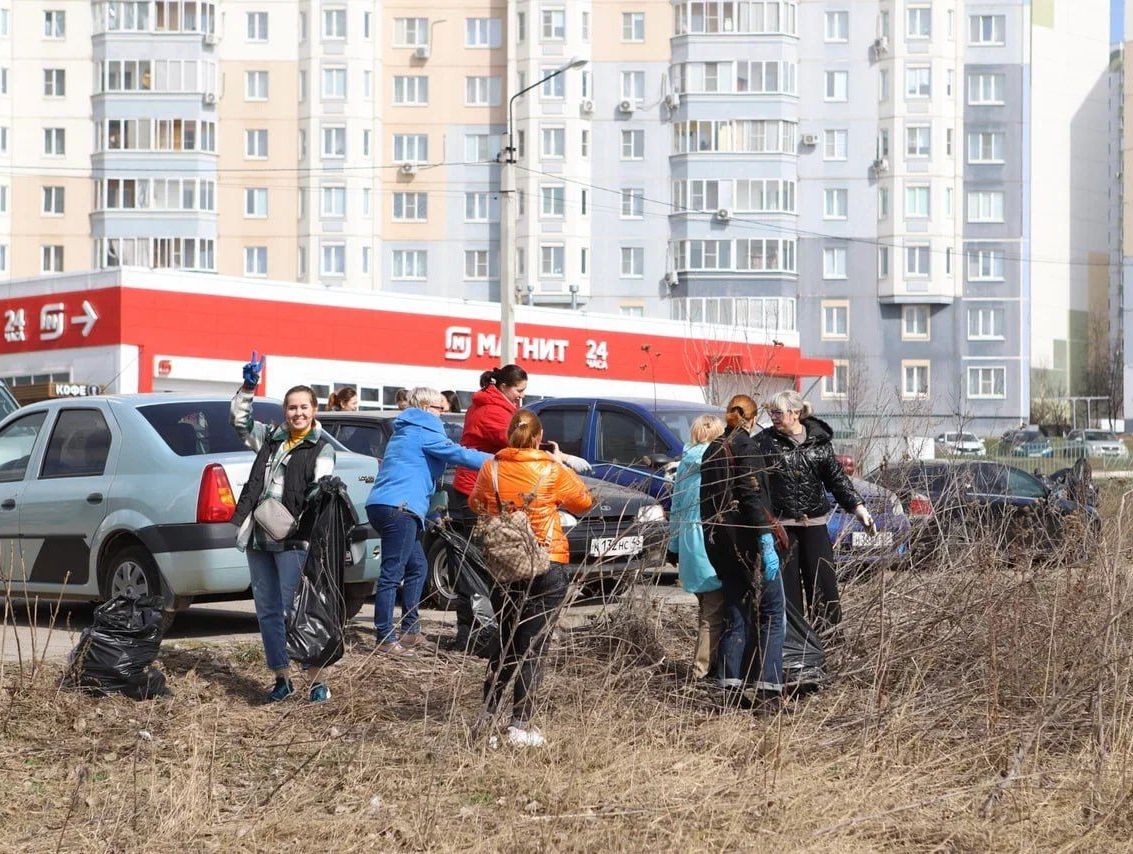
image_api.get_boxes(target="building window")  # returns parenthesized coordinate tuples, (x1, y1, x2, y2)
(541, 126, 565, 158)
(392, 133, 428, 163)
(44, 128, 65, 156)
(246, 11, 267, 40)
(878, 246, 890, 277)
(0, 9, 8, 37)
(906, 125, 931, 158)
(879, 68, 890, 100)
(362, 245, 371, 274)
(394, 17, 427, 46)
(244, 187, 268, 217)
(581, 129, 590, 157)
(906, 245, 931, 277)
(967, 366, 1006, 399)
(824, 70, 848, 101)
(902, 361, 930, 399)
(906, 6, 931, 39)
(392, 249, 427, 279)
(465, 75, 501, 106)
(244, 246, 267, 277)
(582, 10, 590, 40)
(322, 66, 347, 99)
(905, 66, 931, 98)
(517, 12, 526, 41)
(465, 17, 501, 47)
(245, 70, 268, 100)
(902, 305, 930, 340)
(968, 307, 1005, 339)
(905, 185, 930, 219)
(822, 361, 848, 399)
(620, 247, 645, 277)
(541, 185, 565, 217)
(622, 12, 645, 41)
(464, 133, 491, 161)
(823, 188, 848, 220)
(393, 76, 428, 105)
(967, 191, 1005, 223)
(823, 247, 847, 279)
(0, 185, 7, 213)
(969, 14, 1005, 45)
(42, 186, 64, 215)
(0, 245, 6, 273)
(542, 8, 565, 40)
(621, 129, 645, 159)
(322, 126, 347, 158)
(967, 130, 1005, 163)
(620, 187, 644, 219)
(243, 128, 268, 159)
(321, 242, 346, 276)
(44, 10, 66, 38)
(824, 10, 848, 41)
(541, 244, 565, 277)
(620, 304, 645, 318)
(43, 69, 66, 97)
(0, 69, 6, 95)
(968, 247, 1005, 280)
(620, 70, 645, 104)
(824, 129, 848, 161)
(464, 192, 490, 222)
(321, 186, 346, 218)
(393, 192, 427, 221)
(297, 245, 307, 277)
(464, 249, 491, 280)
(968, 72, 1005, 105)
(821, 301, 848, 339)
(322, 8, 347, 39)
(41, 245, 63, 273)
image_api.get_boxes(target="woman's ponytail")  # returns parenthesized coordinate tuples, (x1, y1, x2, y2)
(507, 410, 542, 449)
(478, 369, 498, 390)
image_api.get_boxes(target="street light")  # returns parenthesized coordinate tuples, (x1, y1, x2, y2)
(499, 56, 588, 365)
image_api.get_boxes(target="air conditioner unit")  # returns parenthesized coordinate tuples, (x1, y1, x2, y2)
(873, 36, 889, 54)
(203, 33, 218, 46)
(872, 157, 890, 173)
(801, 133, 819, 146)
(664, 91, 680, 109)
(714, 208, 732, 222)
(663, 270, 679, 287)
(399, 162, 418, 176)
(413, 45, 430, 60)
(580, 98, 595, 114)
(202, 92, 217, 105)
(617, 98, 635, 114)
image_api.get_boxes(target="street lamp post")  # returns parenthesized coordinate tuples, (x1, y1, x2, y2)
(499, 56, 587, 365)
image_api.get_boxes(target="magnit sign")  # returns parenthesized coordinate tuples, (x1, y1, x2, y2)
(444, 325, 608, 370)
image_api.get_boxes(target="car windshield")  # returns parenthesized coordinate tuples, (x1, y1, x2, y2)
(653, 408, 720, 444)
(138, 400, 346, 456)
(1017, 431, 1044, 443)
(958, 433, 978, 442)
(1084, 431, 1117, 441)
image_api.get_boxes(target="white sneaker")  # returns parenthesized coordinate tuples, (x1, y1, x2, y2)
(506, 725, 546, 748)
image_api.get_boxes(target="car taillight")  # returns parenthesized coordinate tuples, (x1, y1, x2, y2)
(197, 463, 236, 523)
(908, 493, 933, 517)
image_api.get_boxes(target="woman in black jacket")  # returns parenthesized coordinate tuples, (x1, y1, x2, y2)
(700, 394, 785, 708)
(753, 390, 873, 635)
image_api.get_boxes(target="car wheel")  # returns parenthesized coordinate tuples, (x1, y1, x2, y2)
(100, 545, 178, 630)
(425, 538, 459, 611)
(344, 581, 373, 620)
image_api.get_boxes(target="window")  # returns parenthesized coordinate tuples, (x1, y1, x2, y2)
(968, 247, 1005, 280)
(540, 185, 565, 217)
(906, 244, 931, 277)
(392, 250, 427, 279)
(0, 69, 6, 95)
(968, 307, 1005, 339)
(464, 250, 491, 279)
(44, 128, 65, 156)
(902, 305, 930, 340)
(321, 186, 346, 218)
(878, 187, 890, 219)
(323, 7, 346, 39)
(620, 305, 645, 318)
(321, 242, 346, 276)
(969, 14, 1005, 45)
(0, 9, 8, 37)
(41, 245, 63, 273)
(825, 11, 848, 41)
(245, 70, 268, 100)
(623, 12, 645, 41)
(465, 192, 490, 222)
(967, 130, 1004, 163)
(902, 361, 930, 399)
(596, 410, 665, 466)
(620, 188, 644, 218)
(465, 17, 501, 47)
(580, 248, 589, 275)
(244, 187, 268, 217)
(298, 245, 307, 277)
(621, 130, 645, 159)
(620, 247, 645, 277)
(905, 185, 930, 219)
(44, 69, 65, 97)
(679, 179, 722, 211)
(0, 412, 46, 481)
(391, 134, 427, 164)
(362, 246, 371, 275)
(0, 126, 6, 155)
(906, 125, 931, 158)
(879, 68, 890, 100)
(542, 8, 565, 40)
(322, 126, 347, 158)
(237, 128, 268, 160)
(517, 11, 526, 41)
(621, 70, 645, 103)
(580, 189, 589, 214)
(824, 188, 848, 219)
(823, 361, 848, 399)
(821, 301, 848, 339)
(878, 245, 890, 277)
(0, 184, 6, 213)
(583, 9, 591, 39)
(322, 66, 346, 99)
(825, 70, 848, 101)
(967, 366, 1006, 399)
(946, 127, 954, 156)
(393, 192, 427, 221)
(394, 17, 427, 46)
(967, 191, 1005, 222)
(0, 245, 6, 272)
(905, 66, 931, 98)
(465, 76, 500, 105)
(393, 76, 428, 105)
(364, 11, 372, 38)
(541, 244, 564, 277)
(44, 10, 66, 38)
(541, 126, 565, 158)
(823, 247, 847, 279)
(464, 133, 490, 161)
(299, 10, 307, 40)
(362, 188, 372, 217)
(246, 11, 267, 40)
(969, 72, 1005, 104)
(41, 186, 64, 215)
(824, 129, 848, 160)
(906, 6, 930, 39)
(244, 246, 267, 277)
(41, 410, 112, 479)
(581, 129, 590, 157)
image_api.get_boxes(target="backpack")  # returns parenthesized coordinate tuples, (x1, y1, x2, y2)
(472, 461, 553, 585)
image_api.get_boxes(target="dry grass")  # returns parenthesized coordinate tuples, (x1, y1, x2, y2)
(4, 496, 1133, 852)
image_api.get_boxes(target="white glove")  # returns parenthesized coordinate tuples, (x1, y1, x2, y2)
(854, 504, 876, 533)
(561, 453, 592, 474)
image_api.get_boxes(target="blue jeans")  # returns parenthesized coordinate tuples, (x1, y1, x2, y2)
(717, 565, 786, 692)
(368, 504, 427, 643)
(247, 547, 307, 672)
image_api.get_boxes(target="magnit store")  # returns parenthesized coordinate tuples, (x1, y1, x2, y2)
(0, 269, 830, 407)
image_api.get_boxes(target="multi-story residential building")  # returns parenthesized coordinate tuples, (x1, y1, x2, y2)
(0, 0, 1115, 427)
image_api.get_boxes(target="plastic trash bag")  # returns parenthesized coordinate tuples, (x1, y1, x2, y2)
(64, 595, 169, 700)
(782, 600, 826, 692)
(430, 520, 500, 658)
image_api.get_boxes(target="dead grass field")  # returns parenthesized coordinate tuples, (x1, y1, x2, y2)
(4, 494, 1133, 852)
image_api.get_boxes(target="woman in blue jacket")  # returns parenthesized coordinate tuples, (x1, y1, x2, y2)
(668, 415, 727, 679)
(367, 387, 492, 653)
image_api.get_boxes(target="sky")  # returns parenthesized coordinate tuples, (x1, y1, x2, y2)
(1115, 0, 1124, 43)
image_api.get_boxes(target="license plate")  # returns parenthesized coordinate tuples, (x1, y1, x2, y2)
(589, 535, 644, 558)
(851, 531, 894, 549)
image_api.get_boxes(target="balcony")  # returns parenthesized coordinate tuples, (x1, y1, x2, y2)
(671, 295, 796, 333)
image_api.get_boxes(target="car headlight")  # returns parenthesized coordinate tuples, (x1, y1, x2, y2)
(635, 504, 666, 524)
(558, 510, 579, 530)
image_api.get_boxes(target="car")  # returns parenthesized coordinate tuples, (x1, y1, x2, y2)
(827, 477, 911, 572)
(1001, 429, 1054, 458)
(318, 410, 667, 605)
(0, 395, 382, 620)
(1062, 429, 1127, 459)
(867, 459, 1100, 559)
(935, 431, 986, 457)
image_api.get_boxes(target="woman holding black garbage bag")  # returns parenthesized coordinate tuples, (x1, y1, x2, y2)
(230, 352, 336, 704)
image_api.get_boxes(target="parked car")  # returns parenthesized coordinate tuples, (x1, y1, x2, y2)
(1001, 429, 1054, 458)
(0, 396, 381, 619)
(318, 410, 667, 605)
(1061, 429, 1127, 459)
(867, 459, 1099, 559)
(828, 477, 911, 572)
(935, 431, 987, 457)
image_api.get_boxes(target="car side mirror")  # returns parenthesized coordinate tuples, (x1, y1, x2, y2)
(646, 453, 673, 468)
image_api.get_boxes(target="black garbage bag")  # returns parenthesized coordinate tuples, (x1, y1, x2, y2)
(430, 520, 500, 658)
(782, 600, 826, 692)
(286, 477, 356, 669)
(64, 595, 169, 700)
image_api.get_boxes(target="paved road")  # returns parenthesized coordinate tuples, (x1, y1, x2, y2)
(0, 583, 694, 664)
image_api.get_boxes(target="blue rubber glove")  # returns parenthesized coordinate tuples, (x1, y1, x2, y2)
(242, 350, 264, 389)
(760, 533, 780, 582)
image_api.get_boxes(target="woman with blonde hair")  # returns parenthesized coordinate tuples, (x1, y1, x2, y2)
(469, 409, 593, 747)
(668, 414, 728, 679)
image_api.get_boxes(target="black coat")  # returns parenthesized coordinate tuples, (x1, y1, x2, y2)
(752, 417, 862, 522)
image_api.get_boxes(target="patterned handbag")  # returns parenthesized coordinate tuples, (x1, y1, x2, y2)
(472, 462, 553, 584)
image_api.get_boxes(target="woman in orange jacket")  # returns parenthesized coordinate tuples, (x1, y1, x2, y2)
(469, 409, 593, 748)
